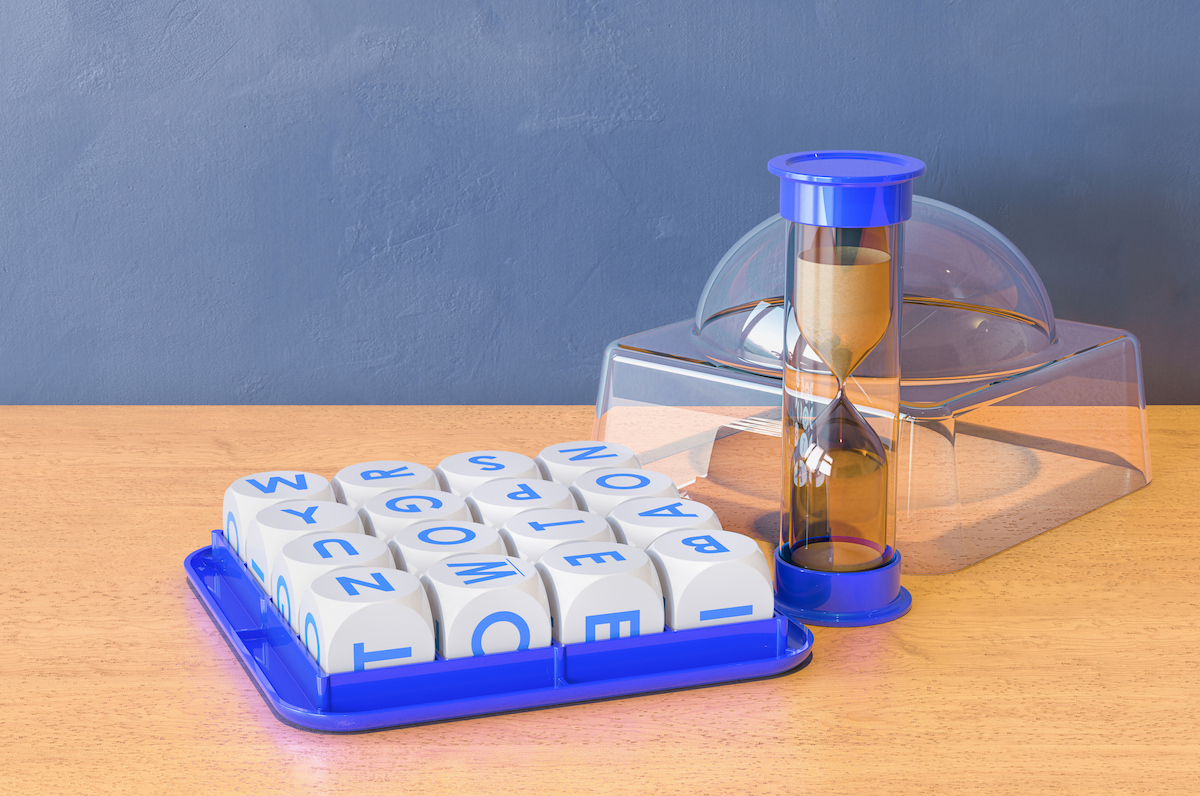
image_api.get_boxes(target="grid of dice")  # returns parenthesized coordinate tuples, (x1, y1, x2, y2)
(219, 441, 774, 675)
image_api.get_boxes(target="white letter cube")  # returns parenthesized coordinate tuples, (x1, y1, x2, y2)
(244, 499, 363, 590)
(331, 460, 439, 509)
(271, 532, 394, 634)
(466, 478, 577, 527)
(500, 509, 616, 562)
(389, 520, 507, 578)
(569, 467, 678, 517)
(646, 530, 774, 631)
(358, 489, 472, 542)
(421, 554, 552, 660)
(535, 541, 664, 644)
(535, 441, 640, 486)
(299, 566, 435, 674)
(606, 496, 722, 549)
(222, 471, 333, 561)
(435, 450, 542, 496)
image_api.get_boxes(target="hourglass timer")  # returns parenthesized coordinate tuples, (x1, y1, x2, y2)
(768, 151, 924, 627)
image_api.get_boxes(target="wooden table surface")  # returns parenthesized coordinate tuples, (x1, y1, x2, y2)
(2, 406, 1197, 795)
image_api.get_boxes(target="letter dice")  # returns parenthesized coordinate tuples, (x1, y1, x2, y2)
(569, 467, 678, 516)
(606, 496, 722, 549)
(389, 520, 507, 577)
(358, 489, 472, 542)
(331, 460, 439, 509)
(500, 509, 616, 562)
(646, 530, 774, 630)
(222, 471, 333, 561)
(535, 441, 640, 486)
(422, 555, 552, 659)
(435, 450, 542, 496)
(271, 532, 394, 634)
(299, 566, 435, 674)
(466, 478, 577, 527)
(244, 499, 364, 589)
(536, 542, 664, 644)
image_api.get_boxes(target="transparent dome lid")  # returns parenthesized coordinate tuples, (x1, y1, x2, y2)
(694, 196, 1056, 383)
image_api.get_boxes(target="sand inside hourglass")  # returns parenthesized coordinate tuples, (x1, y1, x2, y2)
(787, 394, 891, 571)
(796, 246, 892, 383)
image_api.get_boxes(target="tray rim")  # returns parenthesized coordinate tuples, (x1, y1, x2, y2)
(185, 536, 814, 732)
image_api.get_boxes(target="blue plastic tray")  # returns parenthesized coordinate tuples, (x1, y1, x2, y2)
(185, 530, 814, 732)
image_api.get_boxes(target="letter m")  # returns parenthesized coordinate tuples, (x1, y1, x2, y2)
(445, 561, 516, 585)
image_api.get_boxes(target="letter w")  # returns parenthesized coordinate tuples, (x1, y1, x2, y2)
(245, 474, 308, 494)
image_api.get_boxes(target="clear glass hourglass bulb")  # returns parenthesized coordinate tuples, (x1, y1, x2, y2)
(782, 224, 900, 572)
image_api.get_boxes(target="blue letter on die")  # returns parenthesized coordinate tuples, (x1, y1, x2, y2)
(386, 495, 443, 513)
(638, 502, 698, 518)
(558, 446, 617, 461)
(360, 466, 412, 480)
(682, 535, 729, 554)
(246, 474, 308, 494)
(470, 611, 531, 656)
(313, 538, 359, 558)
(564, 550, 625, 567)
(506, 483, 542, 501)
(335, 572, 395, 596)
(353, 642, 412, 671)
(585, 610, 640, 641)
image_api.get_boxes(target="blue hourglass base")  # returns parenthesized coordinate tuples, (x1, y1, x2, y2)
(774, 546, 912, 627)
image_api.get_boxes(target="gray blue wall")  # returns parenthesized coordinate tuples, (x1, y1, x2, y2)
(2, 0, 1197, 403)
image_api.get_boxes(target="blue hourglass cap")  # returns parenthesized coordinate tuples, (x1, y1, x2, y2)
(768, 150, 926, 228)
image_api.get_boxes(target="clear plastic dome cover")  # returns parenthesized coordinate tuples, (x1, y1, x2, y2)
(598, 197, 1148, 576)
(694, 197, 1057, 383)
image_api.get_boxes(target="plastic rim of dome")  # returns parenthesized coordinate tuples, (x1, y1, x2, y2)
(692, 196, 1056, 379)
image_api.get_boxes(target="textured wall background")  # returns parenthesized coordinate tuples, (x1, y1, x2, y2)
(1, 0, 1197, 404)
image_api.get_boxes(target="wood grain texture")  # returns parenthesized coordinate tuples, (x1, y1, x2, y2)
(1, 405, 1196, 795)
